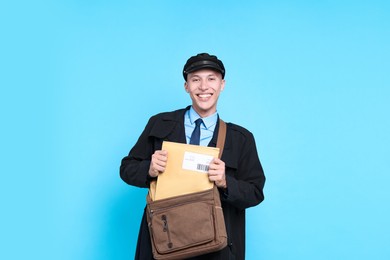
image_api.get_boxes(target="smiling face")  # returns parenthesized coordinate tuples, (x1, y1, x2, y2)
(184, 69, 225, 117)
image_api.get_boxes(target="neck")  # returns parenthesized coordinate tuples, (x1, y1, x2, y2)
(192, 107, 217, 118)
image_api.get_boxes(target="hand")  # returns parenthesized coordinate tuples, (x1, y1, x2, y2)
(208, 158, 227, 189)
(149, 150, 168, 177)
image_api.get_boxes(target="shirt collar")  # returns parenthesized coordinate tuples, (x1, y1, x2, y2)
(188, 106, 218, 130)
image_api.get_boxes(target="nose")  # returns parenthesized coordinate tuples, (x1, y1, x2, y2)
(199, 80, 208, 91)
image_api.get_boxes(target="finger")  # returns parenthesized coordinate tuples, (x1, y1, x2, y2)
(153, 154, 166, 162)
(208, 163, 217, 171)
(152, 160, 167, 173)
(208, 175, 216, 182)
(153, 164, 165, 173)
(152, 153, 168, 164)
(210, 159, 224, 170)
(208, 165, 223, 173)
(208, 169, 222, 177)
(150, 162, 166, 176)
(211, 158, 222, 164)
(209, 175, 223, 182)
(157, 153, 168, 162)
(156, 150, 168, 157)
(152, 166, 160, 173)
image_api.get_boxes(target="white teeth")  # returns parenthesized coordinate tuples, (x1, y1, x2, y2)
(199, 94, 211, 98)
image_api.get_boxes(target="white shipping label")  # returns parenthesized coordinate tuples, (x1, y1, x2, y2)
(182, 151, 214, 173)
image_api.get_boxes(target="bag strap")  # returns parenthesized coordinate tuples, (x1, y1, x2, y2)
(216, 119, 227, 159)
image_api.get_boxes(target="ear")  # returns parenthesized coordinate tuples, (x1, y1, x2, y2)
(184, 82, 189, 92)
(220, 79, 226, 91)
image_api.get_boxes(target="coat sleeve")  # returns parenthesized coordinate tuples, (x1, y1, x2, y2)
(120, 116, 157, 188)
(221, 130, 266, 211)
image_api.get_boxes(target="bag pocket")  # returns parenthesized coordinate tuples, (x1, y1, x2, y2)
(150, 201, 215, 254)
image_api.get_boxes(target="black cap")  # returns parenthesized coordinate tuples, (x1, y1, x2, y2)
(183, 53, 225, 80)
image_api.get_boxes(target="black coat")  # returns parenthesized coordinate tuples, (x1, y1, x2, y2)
(120, 107, 265, 260)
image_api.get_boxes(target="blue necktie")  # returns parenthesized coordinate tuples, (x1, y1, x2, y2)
(190, 119, 203, 145)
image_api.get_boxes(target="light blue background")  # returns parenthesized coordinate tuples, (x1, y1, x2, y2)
(1, 1, 389, 259)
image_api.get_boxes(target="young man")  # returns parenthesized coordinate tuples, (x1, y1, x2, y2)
(120, 53, 265, 259)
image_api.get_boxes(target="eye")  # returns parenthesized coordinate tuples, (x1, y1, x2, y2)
(208, 77, 216, 81)
(192, 78, 200, 82)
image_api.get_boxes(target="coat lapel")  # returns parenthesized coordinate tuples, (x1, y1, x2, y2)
(149, 107, 188, 144)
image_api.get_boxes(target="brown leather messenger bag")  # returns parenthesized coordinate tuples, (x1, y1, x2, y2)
(146, 119, 228, 259)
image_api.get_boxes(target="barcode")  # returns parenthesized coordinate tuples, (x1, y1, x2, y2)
(197, 164, 209, 172)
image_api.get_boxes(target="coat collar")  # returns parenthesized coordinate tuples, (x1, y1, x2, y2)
(156, 106, 220, 148)
(149, 106, 190, 144)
